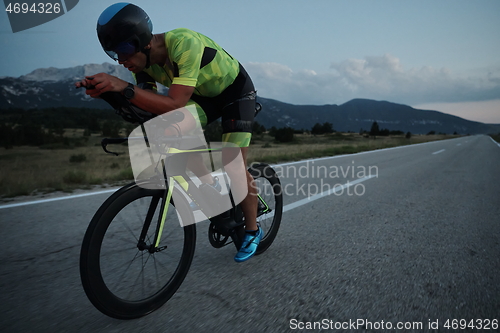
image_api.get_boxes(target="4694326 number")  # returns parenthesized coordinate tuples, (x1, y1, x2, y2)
(444, 319, 498, 330)
(5, 2, 61, 14)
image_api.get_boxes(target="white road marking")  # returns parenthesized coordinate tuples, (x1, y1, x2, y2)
(283, 175, 375, 213)
(432, 149, 446, 155)
(0, 189, 117, 209)
(490, 136, 500, 148)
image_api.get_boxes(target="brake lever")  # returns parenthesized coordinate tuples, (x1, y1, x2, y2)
(101, 138, 128, 156)
(101, 142, 120, 156)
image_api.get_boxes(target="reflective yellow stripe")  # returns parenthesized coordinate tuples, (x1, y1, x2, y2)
(186, 100, 207, 127)
(155, 178, 175, 247)
(173, 175, 189, 191)
(167, 147, 213, 154)
(222, 132, 252, 148)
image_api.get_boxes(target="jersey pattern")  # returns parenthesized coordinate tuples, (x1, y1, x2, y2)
(140, 28, 240, 97)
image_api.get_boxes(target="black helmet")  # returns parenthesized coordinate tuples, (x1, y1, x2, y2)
(97, 3, 153, 61)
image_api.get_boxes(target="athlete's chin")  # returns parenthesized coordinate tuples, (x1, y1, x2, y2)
(124, 65, 142, 73)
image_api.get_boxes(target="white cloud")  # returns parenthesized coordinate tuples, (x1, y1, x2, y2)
(243, 55, 500, 108)
(245, 62, 346, 105)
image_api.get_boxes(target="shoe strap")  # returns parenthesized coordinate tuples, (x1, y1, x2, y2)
(243, 234, 259, 248)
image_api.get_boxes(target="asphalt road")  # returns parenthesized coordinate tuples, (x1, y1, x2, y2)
(1, 135, 499, 332)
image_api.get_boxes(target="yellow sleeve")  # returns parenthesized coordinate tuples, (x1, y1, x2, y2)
(167, 29, 204, 87)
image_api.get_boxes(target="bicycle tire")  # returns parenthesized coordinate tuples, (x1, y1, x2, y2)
(248, 163, 283, 255)
(80, 182, 196, 319)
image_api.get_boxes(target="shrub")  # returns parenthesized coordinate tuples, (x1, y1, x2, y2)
(118, 167, 134, 180)
(69, 154, 87, 163)
(63, 170, 87, 184)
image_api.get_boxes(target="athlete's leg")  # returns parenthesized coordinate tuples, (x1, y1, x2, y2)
(166, 100, 215, 184)
(219, 65, 258, 232)
(238, 147, 258, 231)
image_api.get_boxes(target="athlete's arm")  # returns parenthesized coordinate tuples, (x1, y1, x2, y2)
(82, 73, 194, 115)
(129, 83, 194, 115)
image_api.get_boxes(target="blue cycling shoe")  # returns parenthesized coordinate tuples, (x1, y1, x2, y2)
(234, 227, 263, 263)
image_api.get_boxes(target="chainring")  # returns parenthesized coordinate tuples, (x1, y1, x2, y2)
(208, 222, 230, 248)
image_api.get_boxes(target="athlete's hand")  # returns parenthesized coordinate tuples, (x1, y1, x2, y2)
(74, 77, 94, 89)
(78, 73, 129, 98)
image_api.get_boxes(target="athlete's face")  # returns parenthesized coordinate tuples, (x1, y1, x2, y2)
(118, 51, 147, 73)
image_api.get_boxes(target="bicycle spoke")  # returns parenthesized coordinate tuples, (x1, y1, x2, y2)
(109, 249, 143, 293)
(99, 197, 186, 300)
(136, 253, 152, 299)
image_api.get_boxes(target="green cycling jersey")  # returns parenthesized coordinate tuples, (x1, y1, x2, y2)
(135, 28, 240, 97)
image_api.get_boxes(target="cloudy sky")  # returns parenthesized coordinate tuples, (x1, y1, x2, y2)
(1, 0, 499, 123)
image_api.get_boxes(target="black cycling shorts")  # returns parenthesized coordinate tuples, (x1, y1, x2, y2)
(189, 63, 256, 147)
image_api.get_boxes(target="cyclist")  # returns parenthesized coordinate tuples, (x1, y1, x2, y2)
(75, 2, 261, 262)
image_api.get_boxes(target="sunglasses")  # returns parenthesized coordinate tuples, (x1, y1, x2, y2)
(105, 41, 138, 62)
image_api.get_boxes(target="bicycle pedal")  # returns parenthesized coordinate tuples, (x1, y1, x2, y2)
(257, 207, 272, 217)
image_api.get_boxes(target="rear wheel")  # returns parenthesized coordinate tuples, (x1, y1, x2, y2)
(80, 182, 196, 319)
(248, 163, 283, 255)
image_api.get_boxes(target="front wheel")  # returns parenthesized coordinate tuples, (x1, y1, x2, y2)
(80, 182, 196, 319)
(248, 163, 283, 255)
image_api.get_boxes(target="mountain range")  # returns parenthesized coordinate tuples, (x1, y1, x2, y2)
(1, 63, 499, 134)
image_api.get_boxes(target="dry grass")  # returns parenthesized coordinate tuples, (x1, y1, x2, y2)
(0, 131, 457, 198)
(0, 132, 132, 198)
(247, 132, 456, 164)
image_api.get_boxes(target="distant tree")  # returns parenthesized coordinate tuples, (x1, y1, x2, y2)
(427, 130, 436, 135)
(311, 123, 323, 135)
(269, 126, 277, 137)
(405, 131, 412, 139)
(273, 127, 294, 143)
(49, 122, 65, 137)
(0, 123, 15, 148)
(252, 121, 266, 135)
(88, 117, 101, 132)
(311, 122, 334, 135)
(322, 122, 334, 134)
(101, 120, 121, 137)
(370, 121, 380, 138)
(13, 123, 48, 146)
(379, 128, 390, 136)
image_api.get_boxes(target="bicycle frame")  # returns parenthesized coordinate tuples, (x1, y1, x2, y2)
(99, 102, 270, 253)
(103, 136, 269, 252)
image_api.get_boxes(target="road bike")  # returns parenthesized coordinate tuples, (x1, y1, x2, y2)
(79, 91, 283, 319)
